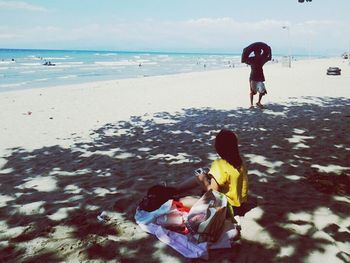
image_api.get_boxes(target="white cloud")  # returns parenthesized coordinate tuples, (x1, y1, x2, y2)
(0, 17, 348, 53)
(0, 0, 47, 11)
(0, 33, 16, 40)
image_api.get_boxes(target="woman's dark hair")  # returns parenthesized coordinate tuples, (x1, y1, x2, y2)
(215, 129, 242, 169)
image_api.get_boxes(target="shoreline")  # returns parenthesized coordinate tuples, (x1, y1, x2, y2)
(1, 57, 347, 92)
(0, 54, 343, 93)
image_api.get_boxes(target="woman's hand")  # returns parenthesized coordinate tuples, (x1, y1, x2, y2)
(196, 173, 219, 191)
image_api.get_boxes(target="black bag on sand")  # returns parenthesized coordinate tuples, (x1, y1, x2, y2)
(138, 185, 177, 212)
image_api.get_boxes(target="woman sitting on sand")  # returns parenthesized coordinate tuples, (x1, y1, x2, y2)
(174, 129, 249, 212)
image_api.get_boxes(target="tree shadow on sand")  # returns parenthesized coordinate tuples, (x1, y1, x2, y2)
(0, 96, 349, 262)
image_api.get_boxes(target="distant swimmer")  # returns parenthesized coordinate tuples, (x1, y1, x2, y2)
(43, 61, 55, 66)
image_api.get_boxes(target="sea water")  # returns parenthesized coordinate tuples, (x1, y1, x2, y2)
(0, 49, 244, 92)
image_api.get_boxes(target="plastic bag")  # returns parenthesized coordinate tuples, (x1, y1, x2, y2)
(185, 190, 227, 243)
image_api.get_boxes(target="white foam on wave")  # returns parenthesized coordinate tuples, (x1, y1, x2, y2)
(135, 59, 149, 63)
(46, 62, 83, 68)
(0, 61, 15, 65)
(20, 70, 36, 74)
(95, 61, 139, 66)
(94, 53, 118, 56)
(58, 75, 77, 79)
(64, 62, 84, 65)
(53, 64, 77, 68)
(138, 61, 158, 65)
(80, 66, 125, 71)
(0, 82, 27, 88)
(20, 63, 42, 66)
(158, 57, 173, 62)
(44, 57, 69, 60)
(27, 55, 41, 59)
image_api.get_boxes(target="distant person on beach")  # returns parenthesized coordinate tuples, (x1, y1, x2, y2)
(241, 42, 272, 109)
(174, 129, 248, 213)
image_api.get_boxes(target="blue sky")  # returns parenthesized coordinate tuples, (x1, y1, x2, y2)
(0, 0, 349, 55)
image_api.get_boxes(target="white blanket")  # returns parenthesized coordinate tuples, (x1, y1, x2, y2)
(134, 200, 238, 260)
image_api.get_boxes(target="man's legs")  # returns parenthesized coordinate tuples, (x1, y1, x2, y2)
(256, 82, 266, 108)
(256, 93, 265, 108)
(249, 80, 256, 108)
(250, 93, 254, 108)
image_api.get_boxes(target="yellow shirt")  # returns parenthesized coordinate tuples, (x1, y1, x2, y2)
(209, 159, 248, 207)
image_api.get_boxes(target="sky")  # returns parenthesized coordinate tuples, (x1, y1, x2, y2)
(0, 0, 350, 55)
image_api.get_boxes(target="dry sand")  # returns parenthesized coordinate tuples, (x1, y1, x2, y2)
(0, 58, 349, 262)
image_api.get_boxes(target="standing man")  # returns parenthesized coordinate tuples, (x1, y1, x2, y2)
(241, 42, 272, 109)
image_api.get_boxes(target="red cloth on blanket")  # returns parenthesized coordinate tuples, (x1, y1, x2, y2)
(172, 200, 190, 213)
(155, 200, 190, 235)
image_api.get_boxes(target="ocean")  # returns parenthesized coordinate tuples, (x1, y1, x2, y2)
(0, 49, 245, 92)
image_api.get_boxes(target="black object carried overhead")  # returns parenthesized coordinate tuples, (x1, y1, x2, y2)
(241, 42, 272, 63)
(327, 67, 341, 76)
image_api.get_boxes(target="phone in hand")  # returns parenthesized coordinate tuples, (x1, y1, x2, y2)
(194, 167, 209, 177)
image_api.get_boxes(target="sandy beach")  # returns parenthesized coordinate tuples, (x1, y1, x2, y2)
(0, 58, 349, 262)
